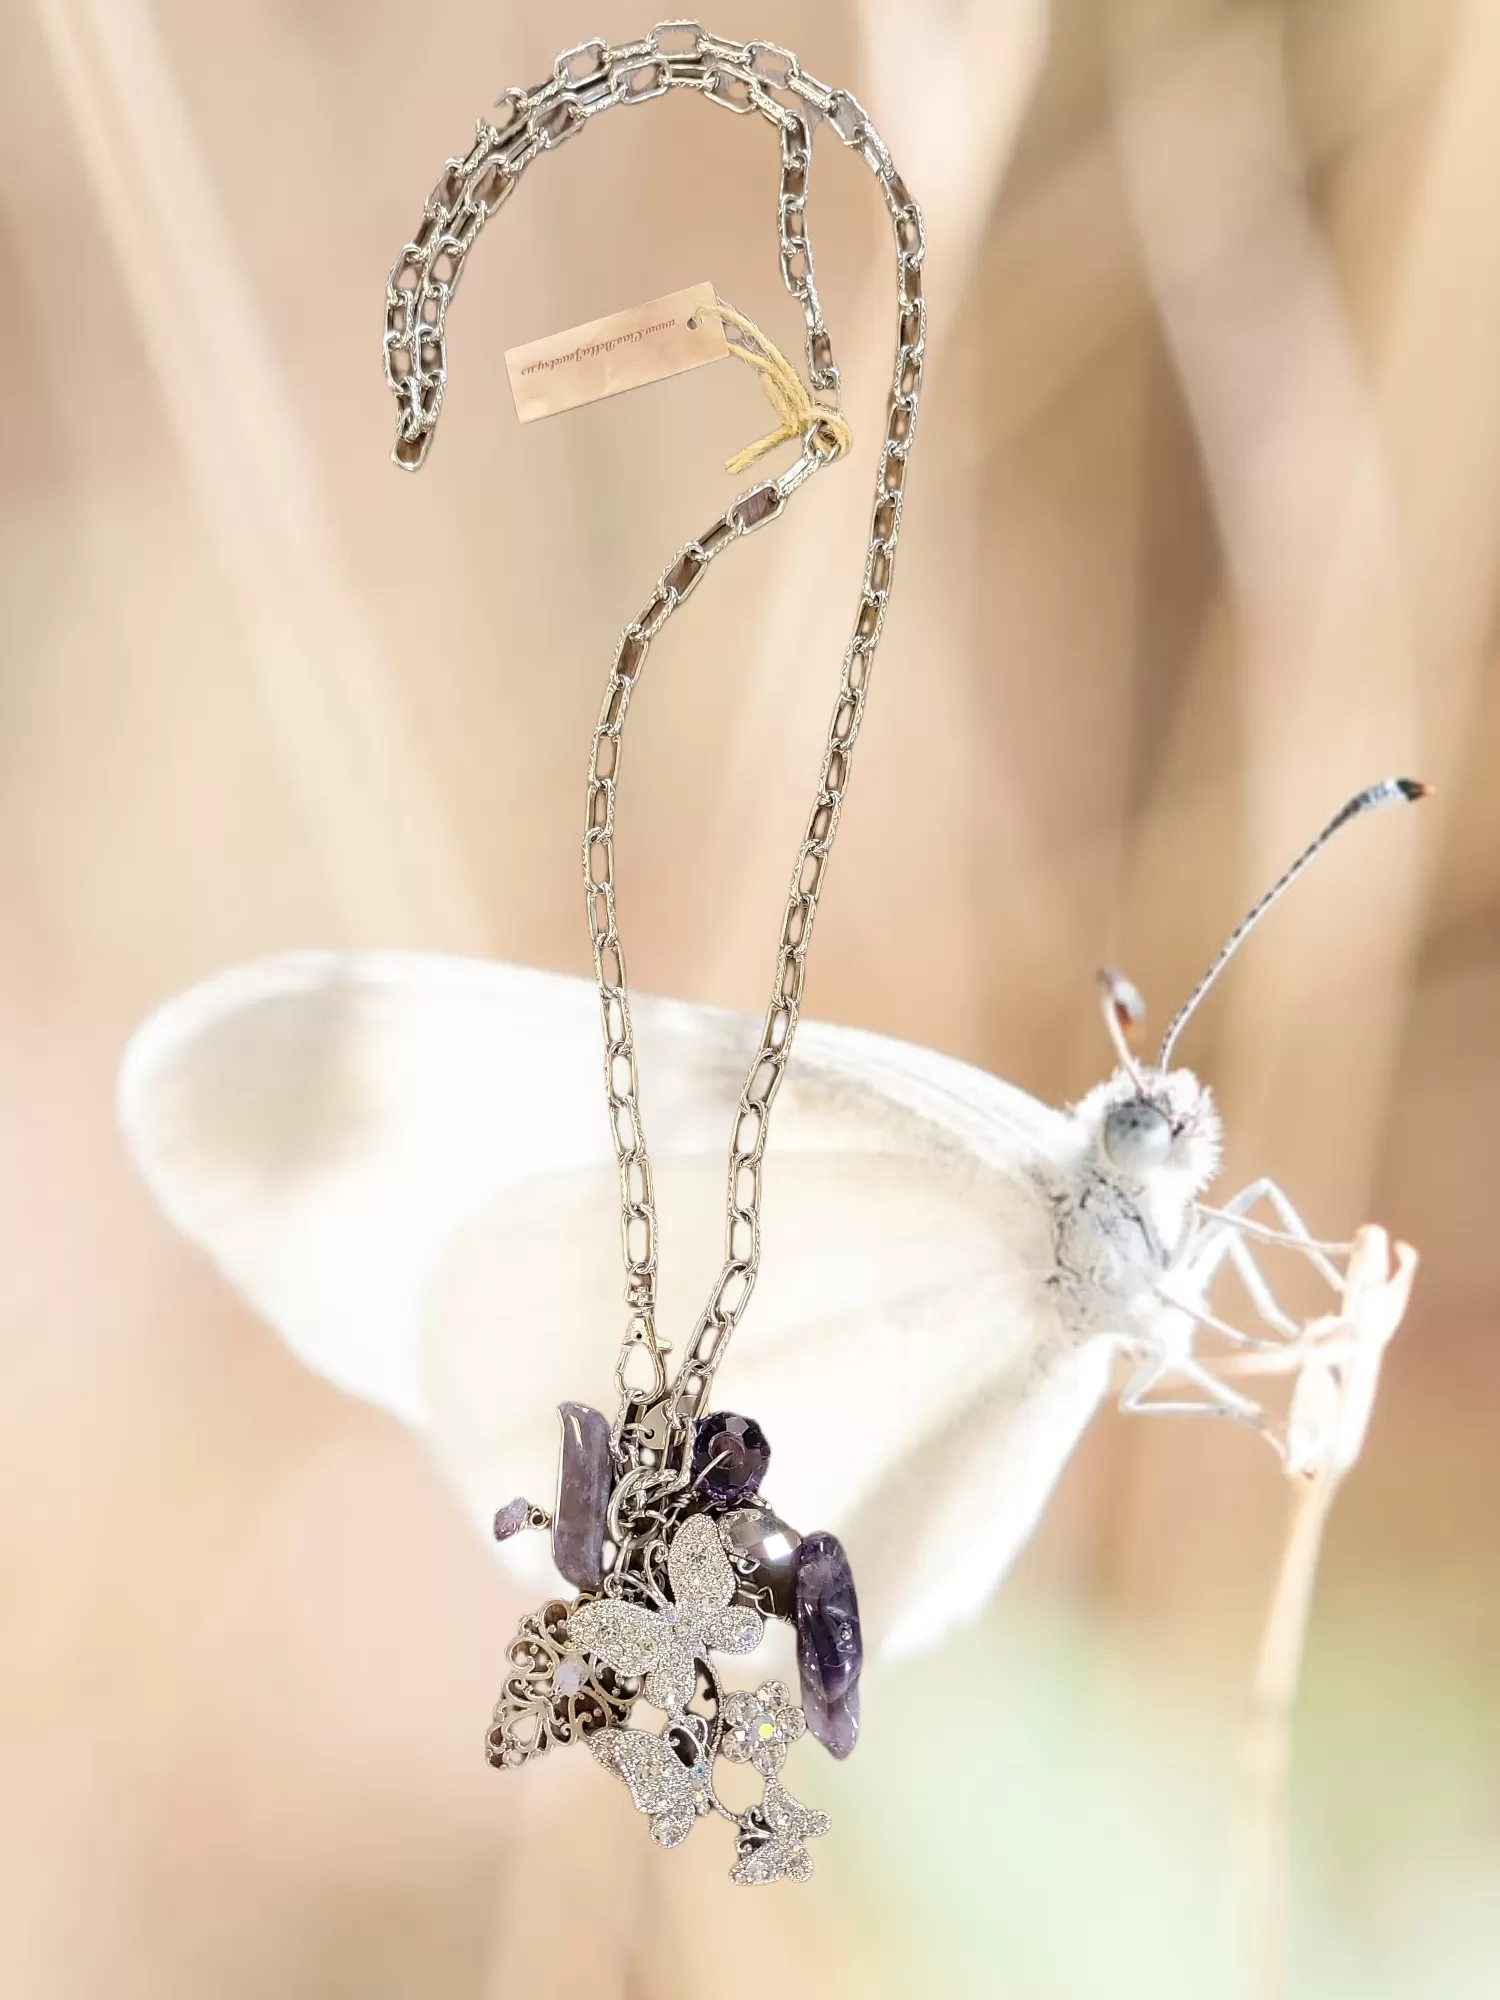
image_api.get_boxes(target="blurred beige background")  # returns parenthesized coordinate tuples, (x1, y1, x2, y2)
(2, 2, 1497, 1996)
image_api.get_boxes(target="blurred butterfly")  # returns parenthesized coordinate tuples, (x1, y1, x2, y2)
(568, 1511, 761, 1714)
(730, 1779, 831, 1886)
(117, 780, 1424, 1660)
(590, 1720, 717, 1849)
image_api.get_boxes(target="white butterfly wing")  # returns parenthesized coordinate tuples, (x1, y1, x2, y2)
(118, 952, 628, 1424)
(120, 950, 1102, 1651)
(848, 1335, 1115, 1657)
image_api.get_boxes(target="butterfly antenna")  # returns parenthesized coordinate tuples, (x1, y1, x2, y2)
(1157, 777, 1431, 1070)
(1098, 968, 1148, 1090)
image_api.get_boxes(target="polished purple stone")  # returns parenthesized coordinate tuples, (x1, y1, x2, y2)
(795, 1529, 862, 1756)
(492, 1496, 530, 1543)
(800, 1675, 860, 1760)
(692, 1412, 770, 1505)
(552, 1402, 612, 1591)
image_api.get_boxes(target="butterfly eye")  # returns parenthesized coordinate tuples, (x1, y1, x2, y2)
(1102, 1099, 1172, 1173)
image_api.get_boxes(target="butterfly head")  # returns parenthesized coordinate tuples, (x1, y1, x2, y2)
(1094, 1064, 1222, 1192)
(1091, 969, 1221, 1192)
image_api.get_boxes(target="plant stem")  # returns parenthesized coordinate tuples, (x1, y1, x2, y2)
(1239, 1470, 1336, 2000)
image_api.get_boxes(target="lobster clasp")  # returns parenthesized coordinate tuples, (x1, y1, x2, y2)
(614, 1311, 669, 1404)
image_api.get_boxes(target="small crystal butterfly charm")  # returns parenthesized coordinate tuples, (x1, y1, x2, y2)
(590, 1722, 718, 1849)
(731, 1778, 832, 1886)
(567, 1512, 762, 1715)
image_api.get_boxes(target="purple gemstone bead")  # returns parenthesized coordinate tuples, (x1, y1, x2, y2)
(719, 1506, 802, 1620)
(492, 1497, 530, 1543)
(795, 1529, 862, 1757)
(552, 1402, 612, 1591)
(692, 1412, 771, 1505)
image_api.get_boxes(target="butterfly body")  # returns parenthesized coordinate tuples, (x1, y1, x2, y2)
(1041, 1069, 1221, 1342)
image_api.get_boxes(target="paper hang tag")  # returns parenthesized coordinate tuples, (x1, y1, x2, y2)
(505, 281, 729, 423)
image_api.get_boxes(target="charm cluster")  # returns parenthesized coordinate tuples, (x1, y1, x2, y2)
(488, 1404, 861, 1885)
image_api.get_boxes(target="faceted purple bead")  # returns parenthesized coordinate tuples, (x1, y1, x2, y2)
(492, 1496, 530, 1544)
(795, 1529, 862, 1757)
(692, 1412, 771, 1505)
(719, 1505, 802, 1620)
(552, 1402, 612, 1591)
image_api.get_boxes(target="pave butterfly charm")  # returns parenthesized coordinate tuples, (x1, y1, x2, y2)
(567, 1512, 762, 1714)
(590, 1720, 719, 1850)
(731, 1780, 832, 1886)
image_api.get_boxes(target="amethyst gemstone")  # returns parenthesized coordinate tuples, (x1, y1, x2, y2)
(492, 1496, 530, 1543)
(552, 1402, 612, 1591)
(795, 1530, 862, 1758)
(800, 1676, 860, 1761)
(692, 1412, 771, 1505)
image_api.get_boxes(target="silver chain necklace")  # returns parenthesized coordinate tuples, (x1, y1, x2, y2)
(383, 25, 924, 1884)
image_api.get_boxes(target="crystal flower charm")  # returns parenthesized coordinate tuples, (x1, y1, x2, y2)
(567, 1512, 762, 1714)
(720, 1679, 806, 1777)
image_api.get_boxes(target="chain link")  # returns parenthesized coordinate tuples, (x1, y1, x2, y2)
(385, 24, 926, 1467)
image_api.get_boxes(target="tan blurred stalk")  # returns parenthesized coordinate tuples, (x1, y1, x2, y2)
(1240, 1471, 1334, 2000)
(31, 0, 489, 948)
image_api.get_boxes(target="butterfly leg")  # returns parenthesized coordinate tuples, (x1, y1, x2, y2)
(1169, 1230, 1302, 1342)
(1177, 1181, 1348, 1341)
(1117, 1346, 1279, 1447)
(1194, 1179, 1347, 1288)
(1153, 1279, 1285, 1349)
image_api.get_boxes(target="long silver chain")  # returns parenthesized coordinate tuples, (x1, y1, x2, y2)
(384, 26, 925, 1482)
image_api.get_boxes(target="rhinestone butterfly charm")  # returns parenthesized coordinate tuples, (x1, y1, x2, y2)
(730, 1779, 832, 1886)
(567, 1512, 762, 1714)
(590, 1721, 718, 1849)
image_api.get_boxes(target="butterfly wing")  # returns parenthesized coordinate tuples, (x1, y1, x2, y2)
(696, 1608, 763, 1658)
(732, 1781, 829, 1884)
(648, 1803, 700, 1851)
(564, 1599, 666, 1681)
(640, 1643, 700, 1717)
(117, 952, 620, 1427)
(120, 950, 1097, 1653)
(846, 1335, 1116, 1658)
(589, 1727, 701, 1846)
(761, 1780, 830, 1843)
(665, 1511, 739, 1615)
(729, 1836, 813, 1887)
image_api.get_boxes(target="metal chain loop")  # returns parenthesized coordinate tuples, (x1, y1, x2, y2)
(385, 25, 926, 1482)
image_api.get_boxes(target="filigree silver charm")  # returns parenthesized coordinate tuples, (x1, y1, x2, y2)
(484, 1597, 636, 1771)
